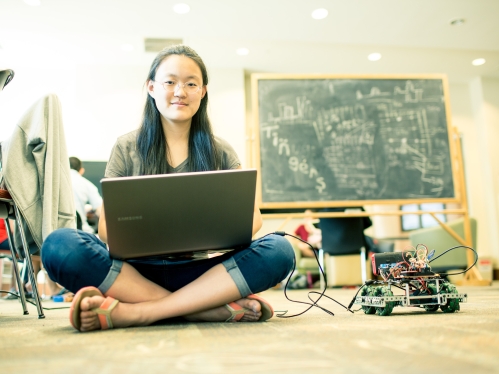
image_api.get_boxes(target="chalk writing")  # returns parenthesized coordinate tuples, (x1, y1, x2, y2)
(256, 78, 454, 203)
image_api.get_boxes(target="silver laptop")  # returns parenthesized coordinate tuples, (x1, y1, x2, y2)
(101, 169, 257, 259)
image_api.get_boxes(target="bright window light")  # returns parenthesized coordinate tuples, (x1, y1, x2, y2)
(311, 8, 328, 20)
(236, 48, 249, 56)
(173, 3, 190, 14)
(368, 53, 382, 61)
(472, 58, 486, 66)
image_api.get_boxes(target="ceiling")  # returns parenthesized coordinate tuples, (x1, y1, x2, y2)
(1, 0, 499, 82)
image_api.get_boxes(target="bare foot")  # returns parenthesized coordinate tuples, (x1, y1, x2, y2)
(185, 297, 262, 322)
(78, 295, 142, 331)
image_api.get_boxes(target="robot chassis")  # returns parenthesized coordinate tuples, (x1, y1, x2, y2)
(353, 248, 467, 316)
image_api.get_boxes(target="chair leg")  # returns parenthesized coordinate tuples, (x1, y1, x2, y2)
(13, 206, 45, 319)
(4, 217, 29, 314)
(360, 246, 367, 284)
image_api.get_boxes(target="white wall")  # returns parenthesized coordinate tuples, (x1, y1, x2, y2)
(0, 65, 74, 142)
(0, 64, 146, 160)
(0, 65, 247, 164)
(207, 68, 247, 166)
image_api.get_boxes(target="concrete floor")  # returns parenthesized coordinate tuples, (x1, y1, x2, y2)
(1, 283, 499, 374)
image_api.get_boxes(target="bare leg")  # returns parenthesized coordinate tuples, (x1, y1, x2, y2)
(79, 263, 262, 331)
(46, 277, 64, 296)
(104, 262, 170, 303)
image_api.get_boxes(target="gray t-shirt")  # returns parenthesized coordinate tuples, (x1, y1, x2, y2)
(105, 130, 241, 178)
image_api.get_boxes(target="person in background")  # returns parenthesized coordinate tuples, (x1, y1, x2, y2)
(0, 220, 51, 299)
(42, 45, 294, 332)
(69, 157, 103, 234)
(0, 219, 17, 298)
(294, 209, 322, 258)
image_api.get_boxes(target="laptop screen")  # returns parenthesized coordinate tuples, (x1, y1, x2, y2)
(101, 169, 257, 259)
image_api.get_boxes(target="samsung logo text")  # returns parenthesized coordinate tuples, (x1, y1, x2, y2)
(117, 216, 143, 222)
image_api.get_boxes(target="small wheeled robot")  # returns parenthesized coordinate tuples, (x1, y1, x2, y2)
(353, 245, 467, 316)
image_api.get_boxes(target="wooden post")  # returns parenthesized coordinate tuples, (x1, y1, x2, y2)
(450, 129, 491, 286)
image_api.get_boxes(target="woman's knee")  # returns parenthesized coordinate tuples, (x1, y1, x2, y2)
(42, 228, 99, 278)
(42, 228, 77, 266)
(261, 234, 295, 276)
(273, 234, 295, 261)
(42, 228, 111, 292)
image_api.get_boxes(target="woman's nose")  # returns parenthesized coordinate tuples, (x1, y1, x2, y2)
(174, 83, 187, 97)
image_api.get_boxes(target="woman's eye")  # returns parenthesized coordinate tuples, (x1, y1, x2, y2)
(186, 82, 198, 88)
(164, 81, 176, 86)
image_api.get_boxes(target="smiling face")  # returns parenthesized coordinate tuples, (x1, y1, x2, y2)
(147, 54, 207, 128)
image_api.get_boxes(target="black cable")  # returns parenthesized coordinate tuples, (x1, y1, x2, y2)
(0, 290, 71, 310)
(428, 245, 478, 276)
(270, 231, 352, 317)
(346, 282, 368, 311)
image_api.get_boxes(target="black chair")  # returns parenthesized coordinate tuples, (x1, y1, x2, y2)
(1, 69, 76, 317)
(1, 69, 44, 316)
(319, 209, 372, 286)
(0, 189, 44, 317)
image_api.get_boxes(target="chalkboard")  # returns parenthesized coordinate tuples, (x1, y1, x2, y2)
(252, 75, 457, 208)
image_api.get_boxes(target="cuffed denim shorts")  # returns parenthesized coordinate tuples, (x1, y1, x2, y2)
(42, 228, 294, 297)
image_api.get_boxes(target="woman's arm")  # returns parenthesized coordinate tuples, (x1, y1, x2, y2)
(97, 203, 108, 243)
(252, 199, 263, 237)
(233, 166, 262, 236)
(98, 137, 132, 244)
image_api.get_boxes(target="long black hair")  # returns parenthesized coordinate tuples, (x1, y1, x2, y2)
(136, 45, 221, 175)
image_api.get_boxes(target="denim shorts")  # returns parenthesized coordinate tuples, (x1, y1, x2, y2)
(42, 228, 294, 297)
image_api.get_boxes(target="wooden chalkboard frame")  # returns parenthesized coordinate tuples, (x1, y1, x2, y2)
(250, 74, 461, 209)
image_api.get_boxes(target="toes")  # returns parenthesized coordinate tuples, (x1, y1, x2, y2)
(80, 319, 100, 332)
(247, 299, 261, 313)
(81, 295, 104, 312)
(232, 298, 263, 322)
(78, 295, 105, 331)
(239, 310, 261, 322)
(79, 297, 92, 312)
(80, 310, 96, 320)
(238, 298, 261, 314)
(80, 313, 101, 332)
